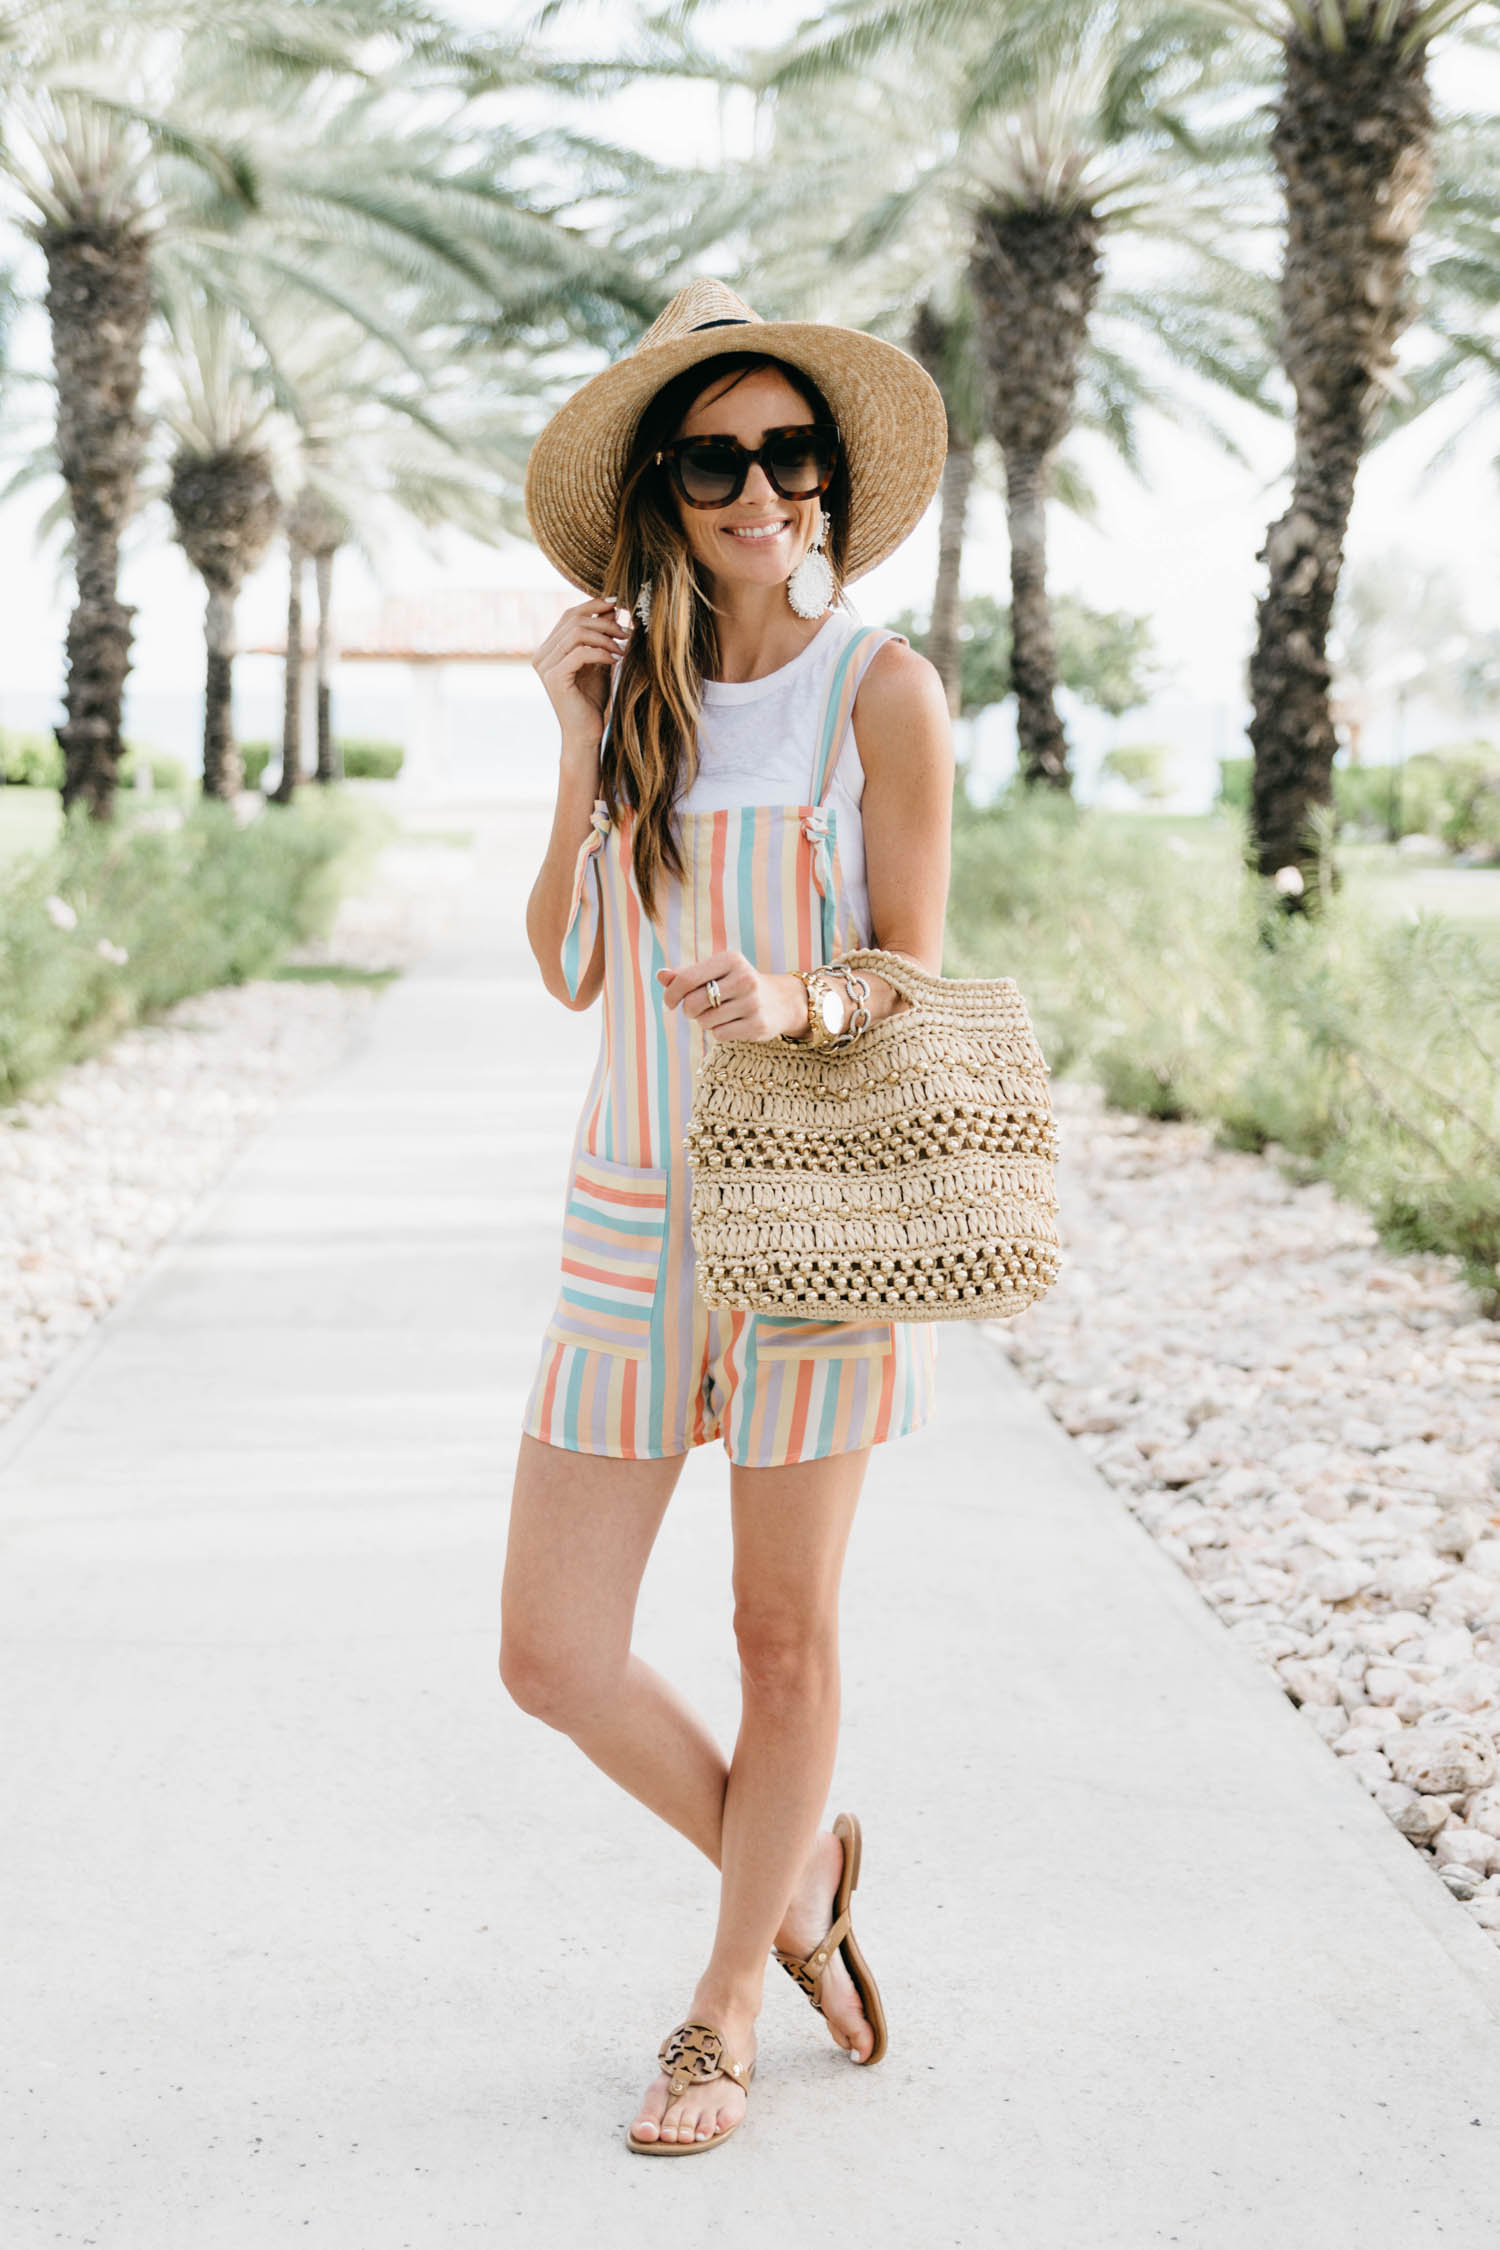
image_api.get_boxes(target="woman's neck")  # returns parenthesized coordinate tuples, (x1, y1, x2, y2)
(705, 577, 834, 685)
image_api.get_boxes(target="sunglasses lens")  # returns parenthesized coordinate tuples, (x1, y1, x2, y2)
(676, 444, 741, 505)
(766, 430, 836, 496)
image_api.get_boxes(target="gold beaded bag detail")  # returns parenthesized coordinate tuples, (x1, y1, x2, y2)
(684, 947, 1062, 1323)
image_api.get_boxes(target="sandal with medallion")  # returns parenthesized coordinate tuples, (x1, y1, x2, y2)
(772, 1810, 888, 2065)
(625, 2019, 756, 2157)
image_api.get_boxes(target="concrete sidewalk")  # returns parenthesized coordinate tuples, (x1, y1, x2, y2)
(5, 808, 1500, 2250)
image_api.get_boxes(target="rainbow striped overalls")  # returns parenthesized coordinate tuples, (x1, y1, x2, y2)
(521, 625, 938, 1466)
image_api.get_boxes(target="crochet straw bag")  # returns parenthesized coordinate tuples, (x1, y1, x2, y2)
(685, 947, 1062, 1323)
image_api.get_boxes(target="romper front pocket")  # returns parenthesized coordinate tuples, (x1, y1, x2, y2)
(548, 1150, 669, 1360)
(753, 1314, 895, 1362)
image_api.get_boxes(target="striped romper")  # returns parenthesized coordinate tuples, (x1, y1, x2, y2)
(521, 615, 938, 1467)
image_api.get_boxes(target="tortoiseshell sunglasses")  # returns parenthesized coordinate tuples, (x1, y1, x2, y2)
(654, 423, 840, 509)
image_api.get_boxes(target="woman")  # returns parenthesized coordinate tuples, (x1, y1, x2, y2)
(500, 278, 953, 2156)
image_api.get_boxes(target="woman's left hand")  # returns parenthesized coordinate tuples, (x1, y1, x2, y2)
(656, 952, 804, 1043)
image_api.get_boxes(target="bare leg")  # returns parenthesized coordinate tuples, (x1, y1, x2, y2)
(630, 1446, 872, 2148)
(499, 1434, 724, 1853)
(501, 1433, 878, 2150)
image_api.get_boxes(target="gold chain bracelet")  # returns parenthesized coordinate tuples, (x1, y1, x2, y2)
(823, 960, 872, 1046)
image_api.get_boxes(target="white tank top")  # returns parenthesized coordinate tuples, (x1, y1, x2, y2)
(675, 605, 874, 942)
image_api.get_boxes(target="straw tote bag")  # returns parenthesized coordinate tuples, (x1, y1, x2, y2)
(685, 947, 1062, 1324)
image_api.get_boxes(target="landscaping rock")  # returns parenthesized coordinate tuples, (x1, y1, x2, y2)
(982, 1077, 1500, 1949)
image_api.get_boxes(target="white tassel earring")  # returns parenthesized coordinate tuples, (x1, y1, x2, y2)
(786, 509, 834, 619)
(634, 577, 653, 629)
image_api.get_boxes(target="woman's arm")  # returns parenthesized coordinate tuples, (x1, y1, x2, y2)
(847, 637, 954, 1004)
(526, 757, 607, 1011)
(525, 595, 633, 1011)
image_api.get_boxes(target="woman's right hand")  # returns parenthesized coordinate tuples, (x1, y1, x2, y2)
(532, 595, 633, 765)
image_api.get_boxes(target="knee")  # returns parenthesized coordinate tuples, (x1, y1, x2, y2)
(732, 1604, 839, 1705)
(498, 1629, 611, 1730)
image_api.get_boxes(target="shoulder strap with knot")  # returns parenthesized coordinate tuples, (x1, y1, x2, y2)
(809, 623, 907, 808)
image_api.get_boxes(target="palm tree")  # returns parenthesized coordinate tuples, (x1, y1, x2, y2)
(270, 496, 311, 805)
(272, 481, 351, 797)
(1072, 0, 1494, 892)
(909, 290, 986, 714)
(158, 299, 280, 798)
(303, 494, 349, 786)
(722, 64, 996, 717)
(1216, 0, 1488, 895)
(243, 287, 544, 791)
(0, 4, 240, 818)
(968, 184, 1104, 790)
(0, 0, 657, 821)
(0, 2, 407, 817)
(766, 3, 1275, 788)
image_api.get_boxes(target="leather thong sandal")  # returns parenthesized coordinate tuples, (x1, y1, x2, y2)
(773, 1810, 888, 2065)
(625, 2019, 756, 2157)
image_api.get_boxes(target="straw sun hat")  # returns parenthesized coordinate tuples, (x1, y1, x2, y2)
(524, 277, 948, 596)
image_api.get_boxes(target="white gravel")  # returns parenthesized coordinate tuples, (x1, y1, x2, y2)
(986, 1078, 1500, 1940)
(0, 829, 471, 1427)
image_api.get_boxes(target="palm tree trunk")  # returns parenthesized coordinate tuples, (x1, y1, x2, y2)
(313, 548, 338, 782)
(1248, 17, 1433, 894)
(1004, 449, 1069, 788)
(41, 213, 151, 821)
(169, 447, 279, 804)
(908, 299, 975, 717)
(928, 442, 975, 717)
(969, 201, 1101, 792)
(202, 589, 242, 800)
(271, 539, 305, 805)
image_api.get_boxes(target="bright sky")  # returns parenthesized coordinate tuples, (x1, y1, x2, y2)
(0, 0, 1494, 779)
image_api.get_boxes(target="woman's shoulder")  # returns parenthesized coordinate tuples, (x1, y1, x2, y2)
(851, 631, 948, 725)
(832, 608, 945, 704)
(849, 632, 952, 785)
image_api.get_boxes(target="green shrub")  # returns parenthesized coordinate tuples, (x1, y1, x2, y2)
(946, 787, 1500, 1305)
(339, 739, 404, 780)
(1221, 743, 1500, 857)
(1216, 755, 1251, 814)
(0, 791, 395, 1105)
(0, 728, 64, 789)
(239, 738, 404, 786)
(1416, 741, 1500, 853)
(1333, 760, 1403, 838)
(118, 743, 191, 794)
(1333, 752, 1455, 843)
(0, 732, 189, 794)
(1101, 744, 1173, 802)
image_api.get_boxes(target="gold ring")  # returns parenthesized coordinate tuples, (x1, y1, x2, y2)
(705, 977, 722, 1010)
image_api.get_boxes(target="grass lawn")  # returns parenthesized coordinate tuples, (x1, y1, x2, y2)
(1340, 842, 1500, 937)
(0, 788, 63, 864)
(1081, 808, 1500, 946)
(0, 785, 467, 867)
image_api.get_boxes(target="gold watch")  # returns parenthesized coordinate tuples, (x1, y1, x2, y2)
(794, 966, 848, 1049)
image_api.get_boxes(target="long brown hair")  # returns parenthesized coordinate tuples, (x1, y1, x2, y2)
(600, 353, 851, 921)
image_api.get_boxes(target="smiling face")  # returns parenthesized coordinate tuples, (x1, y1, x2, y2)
(668, 365, 825, 595)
